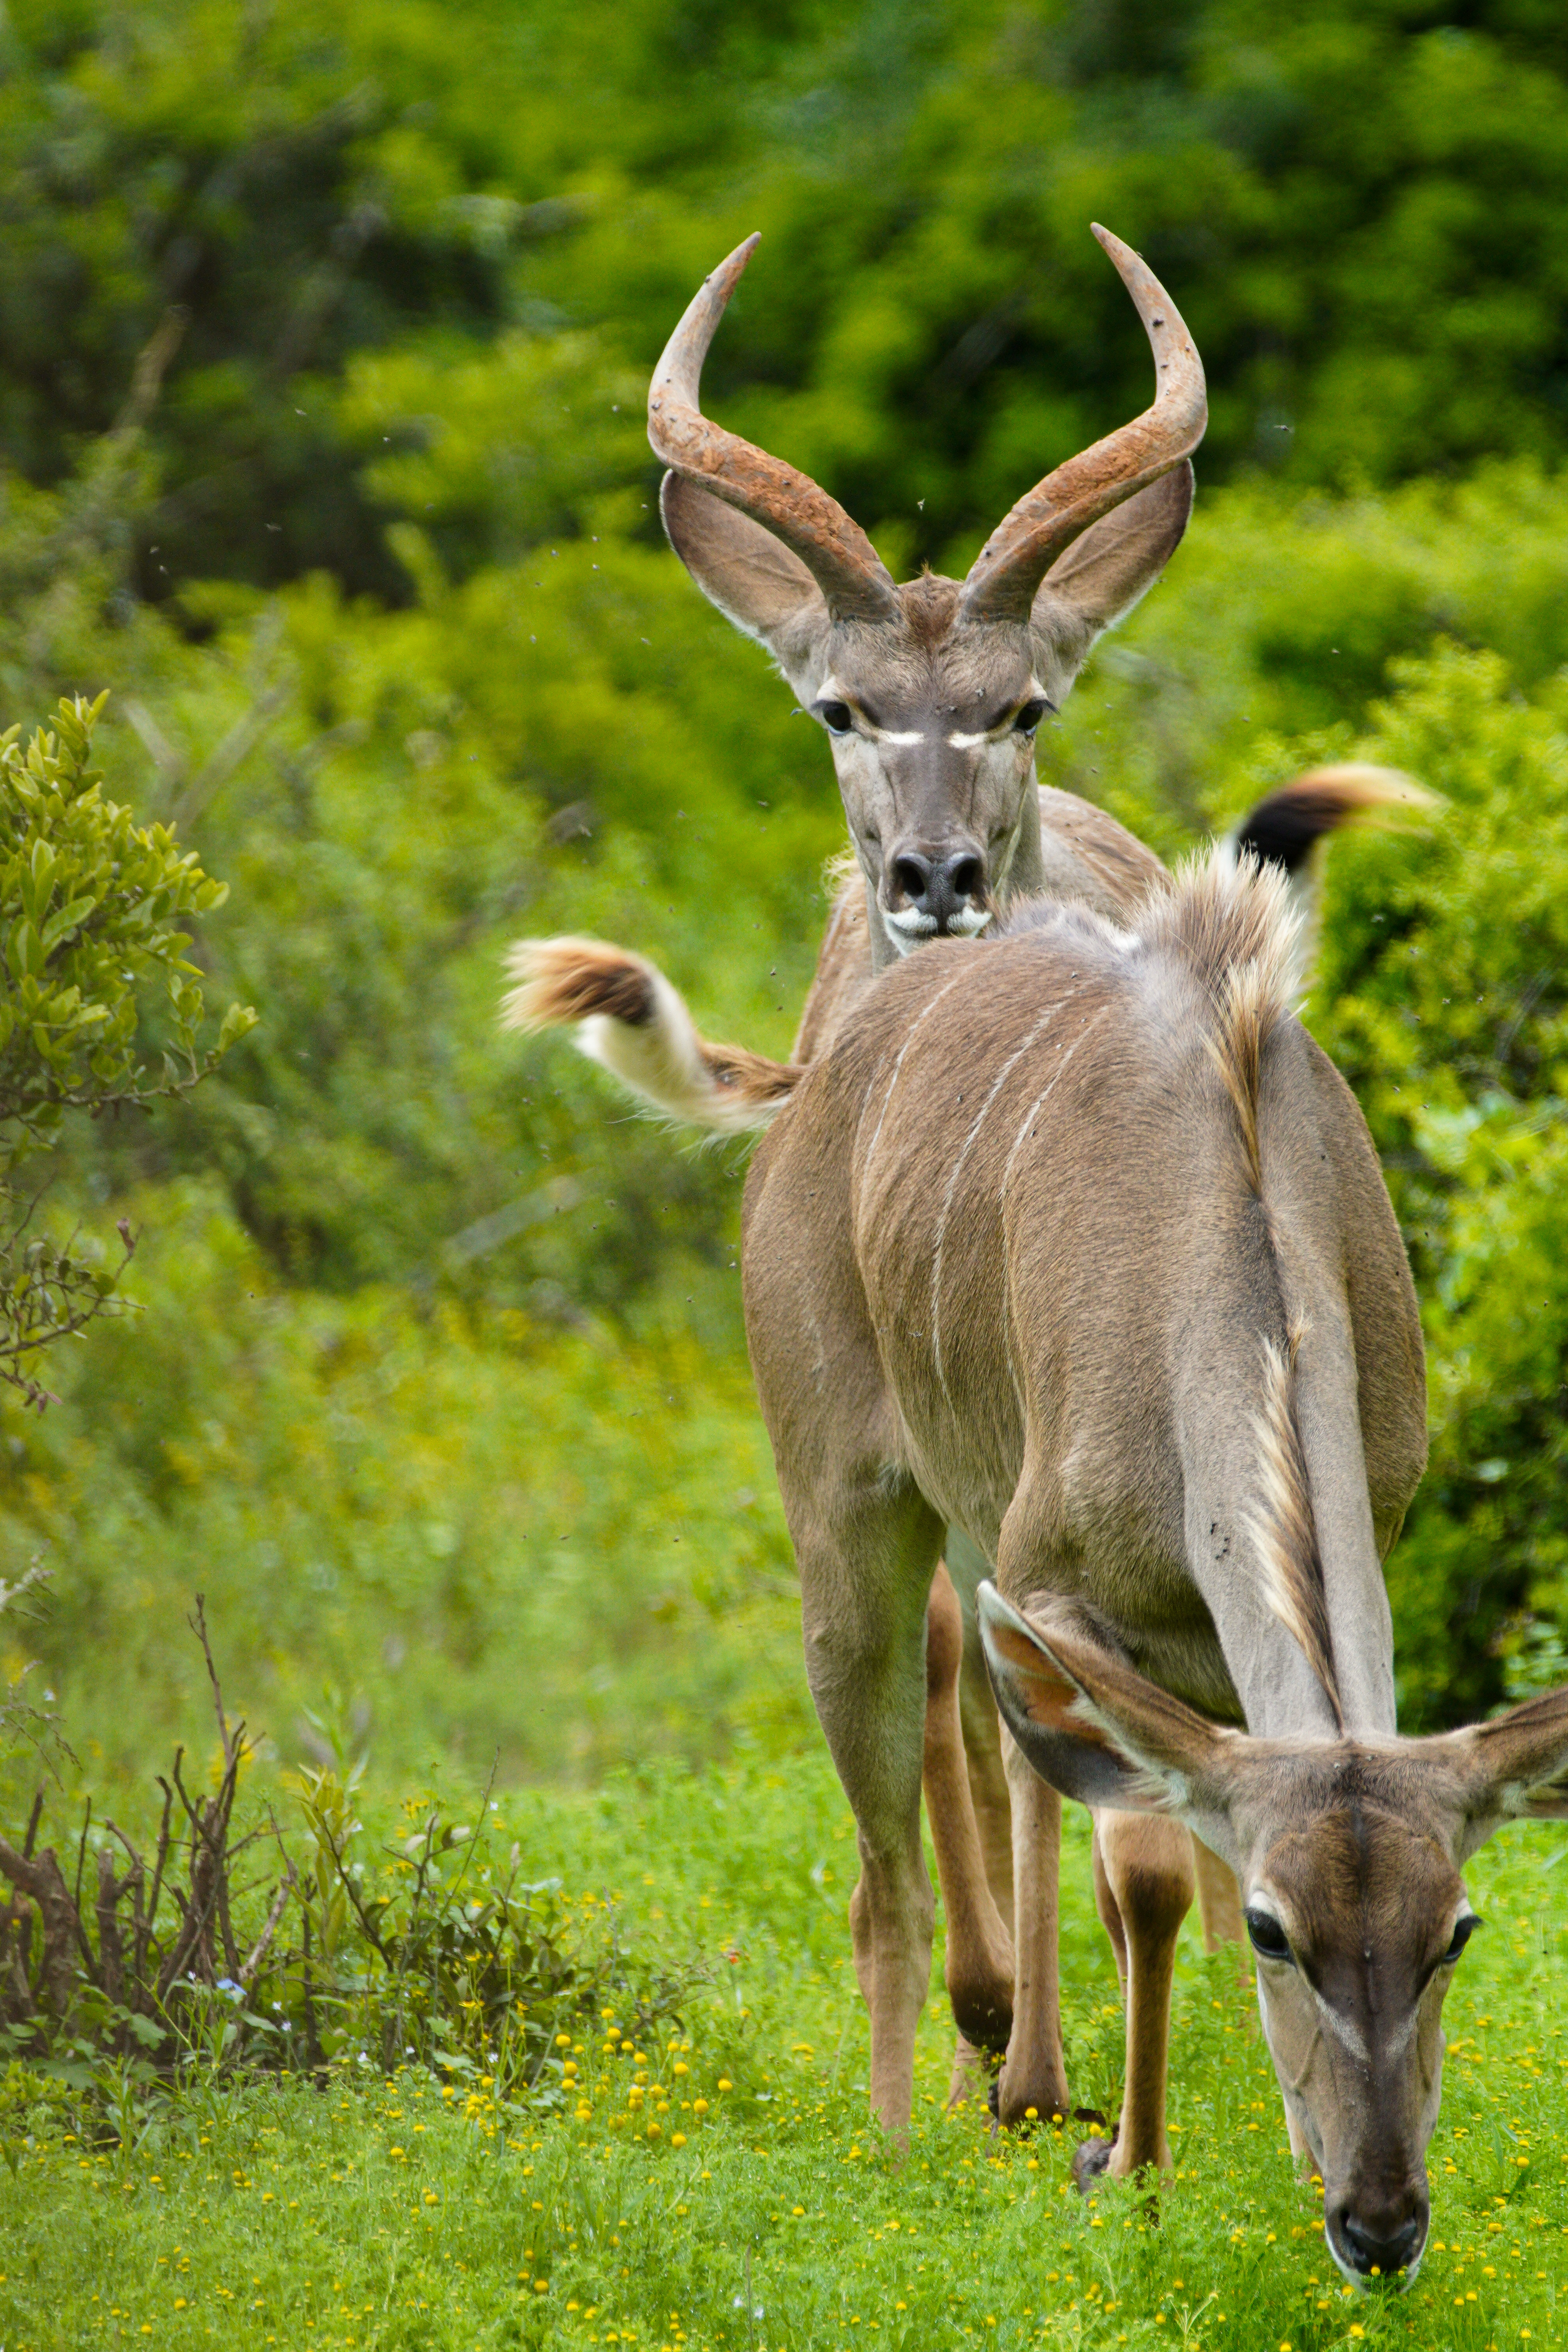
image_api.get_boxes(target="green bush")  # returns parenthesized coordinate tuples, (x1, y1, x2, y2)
(0, 696, 254, 1404)
(5, 9, 1568, 1756)
(7, 0, 1568, 599)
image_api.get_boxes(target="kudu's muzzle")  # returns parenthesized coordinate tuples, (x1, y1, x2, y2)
(1327, 2181, 1429, 2282)
(882, 839, 992, 942)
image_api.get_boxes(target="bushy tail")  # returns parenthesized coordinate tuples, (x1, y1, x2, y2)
(501, 937, 803, 1134)
(1227, 763, 1437, 930)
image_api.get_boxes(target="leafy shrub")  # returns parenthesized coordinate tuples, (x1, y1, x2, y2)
(8, 0, 1568, 603)
(0, 696, 254, 1403)
(0, 1611, 707, 2117)
(1299, 644, 1568, 1728)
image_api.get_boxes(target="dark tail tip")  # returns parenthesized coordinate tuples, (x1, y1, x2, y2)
(1232, 764, 1438, 875)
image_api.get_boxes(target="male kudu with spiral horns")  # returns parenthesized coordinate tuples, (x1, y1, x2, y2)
(575, 222, 1428, 2109)
(647, 223, 1208, 992)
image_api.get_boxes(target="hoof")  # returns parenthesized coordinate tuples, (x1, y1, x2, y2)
(991, 2074, 1072, 2131)
(1071, 2136, 1114, 2194)
(949, 1988, 1013, 2055)
(944, 2034, 994, 2113)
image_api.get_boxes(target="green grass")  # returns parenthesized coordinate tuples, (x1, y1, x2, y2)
(6, 1749, 1568, 2350)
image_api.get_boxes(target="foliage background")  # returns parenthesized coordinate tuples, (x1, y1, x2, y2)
(3, 0, 1568, 1789)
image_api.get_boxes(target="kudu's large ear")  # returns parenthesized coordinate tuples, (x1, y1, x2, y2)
(1446, 1684, 1568, 1856)
(1027, 461, 1194, 697)
(978, 1581, 1239, 1845)
(660, 474, 829, 652)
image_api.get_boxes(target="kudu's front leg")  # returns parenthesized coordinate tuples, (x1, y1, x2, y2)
(1079, 1807, 1195, 2182)
(996, 1726, 1071, 2126)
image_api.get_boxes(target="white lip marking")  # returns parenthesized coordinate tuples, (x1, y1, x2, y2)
(881, 903, 991, 955)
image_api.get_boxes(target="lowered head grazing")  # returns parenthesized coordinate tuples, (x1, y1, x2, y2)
(981, 1589, 1568, 2286)
(648, 225, 1207, 970)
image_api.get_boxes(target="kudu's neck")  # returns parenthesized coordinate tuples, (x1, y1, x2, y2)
(864, 764, 1047, 977)
(1177, 1282, 1396, 1747)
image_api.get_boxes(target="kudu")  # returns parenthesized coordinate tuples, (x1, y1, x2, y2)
(648, 223, 1207, 1000)
(507, 856, 1568, 2285)
(642, 227, 1425, 2100)
(648, 225, 1416, 1058)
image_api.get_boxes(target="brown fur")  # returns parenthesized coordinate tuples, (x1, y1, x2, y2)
(897, 570, 965, 646)
(739, 846, 1429, 2201)
(504, 935, 656, 1029)
(502, 938, 804, 1129)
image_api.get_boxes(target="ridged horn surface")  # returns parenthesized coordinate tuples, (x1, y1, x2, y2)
(960, 225, 1207, 625)
(648, 235, 899, 624)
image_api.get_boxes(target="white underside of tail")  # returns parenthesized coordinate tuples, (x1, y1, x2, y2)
(575, 971, 780, 1135)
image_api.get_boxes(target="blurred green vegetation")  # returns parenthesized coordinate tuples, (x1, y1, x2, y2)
(0, 695, 255, 1405)
(1, 0, 1567, 1784)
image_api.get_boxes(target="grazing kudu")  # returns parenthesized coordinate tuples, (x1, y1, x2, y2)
(507, 853, 1568, 2283)
(643, 227, 1429, 2101)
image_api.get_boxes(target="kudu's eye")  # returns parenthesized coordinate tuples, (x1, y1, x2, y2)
(815, 700, 855, 736)
(1244, 1907, 1294, 1964)
(1012, 697, 1050, 735)
(1441, 1914, 1483, 1966)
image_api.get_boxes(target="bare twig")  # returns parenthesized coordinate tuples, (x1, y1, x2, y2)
(240, 1866, 297, 1993)
(189, 1595, 236, 1775)
(0, 1839, 80, 2016)
(138, 1781, 176, 1993)
(73, 1797, 92, 1932)
(312, 1812, 391, 1965)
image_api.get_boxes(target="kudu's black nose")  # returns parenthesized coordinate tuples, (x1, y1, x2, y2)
(888, 848, 986, 930)
(1335, 2209, 1425, 2277)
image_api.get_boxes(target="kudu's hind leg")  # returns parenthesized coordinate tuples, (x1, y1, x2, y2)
(945, 1527, 1016, 1935)
(1078, 1808, 1195, 2183)
(797, 1491, 946, 2137)
(922, 1562, 1015, 2103)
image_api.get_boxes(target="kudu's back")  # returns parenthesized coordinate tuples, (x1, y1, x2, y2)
(743, 855, 1427, 1728)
